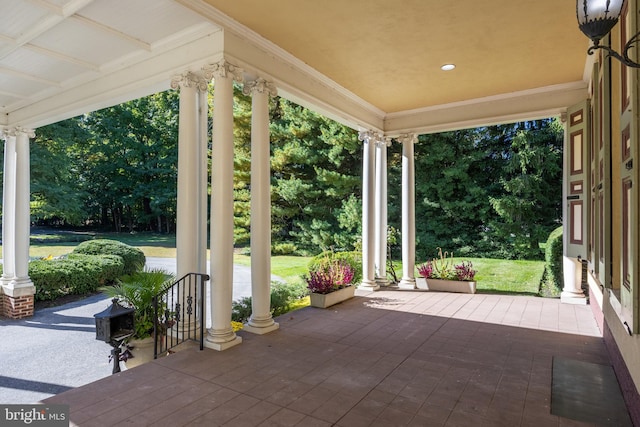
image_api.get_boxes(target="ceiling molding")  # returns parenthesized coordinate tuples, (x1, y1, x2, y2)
(384, 81, 589, 136)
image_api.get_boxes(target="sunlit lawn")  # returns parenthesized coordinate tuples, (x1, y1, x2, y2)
(21, 231, 544, 296)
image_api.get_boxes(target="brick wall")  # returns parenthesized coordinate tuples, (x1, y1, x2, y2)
(1, 294, 34, 319)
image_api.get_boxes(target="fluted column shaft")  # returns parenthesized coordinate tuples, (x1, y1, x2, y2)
(358, 131, 380, 291)
(14, 130, 33, 283)
(398, 134, 417, 289)
(203, 60, 243, 351)
(243, 78, 279, 335)
(375, 138, 389, 286)
(2, 131, 17, 286)
(172, 72, 208, 278)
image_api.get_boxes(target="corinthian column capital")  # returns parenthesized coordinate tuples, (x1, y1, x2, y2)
(170, 71, 208, 92)
(203, 59, 244, 82)
(396, 133, 418, 145)
(242, 77, 277, 97)
(0, 127, 35, 140)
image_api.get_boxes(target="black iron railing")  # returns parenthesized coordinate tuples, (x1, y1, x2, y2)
(152, 272, 209, 359)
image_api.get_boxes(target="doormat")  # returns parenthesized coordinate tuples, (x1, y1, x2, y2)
(551, 357, 632, 426)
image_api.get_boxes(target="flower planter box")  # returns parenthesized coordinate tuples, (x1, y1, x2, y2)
(309, 285, 356, 308)
(416, 277, 476, 294)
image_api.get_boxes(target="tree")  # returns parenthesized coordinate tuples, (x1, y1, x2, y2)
(269, 98, 361, 253)
(82, 91, 179, 231)
(487, 119, 563, 259)
(31, 117, 91, 225)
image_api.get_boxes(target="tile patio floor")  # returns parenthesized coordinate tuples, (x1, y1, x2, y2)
(44, 289, 622, 426)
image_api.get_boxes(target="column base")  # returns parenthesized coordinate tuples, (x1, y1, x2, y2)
(1, 280, 36, 318)
(561, 291, 587, 305)
(398, 278, 416, 290)
(1, 293, 34, 319)
(243, 318, 279, 335)
(375, 277, 390, 287)
(204, 331, 243, 351)
(358, 280, 380, 291)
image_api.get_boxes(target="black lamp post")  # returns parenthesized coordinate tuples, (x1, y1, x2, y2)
(577, 0, 640, 67)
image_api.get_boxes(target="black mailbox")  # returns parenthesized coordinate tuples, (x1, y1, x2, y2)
(94, 298, 135, 343)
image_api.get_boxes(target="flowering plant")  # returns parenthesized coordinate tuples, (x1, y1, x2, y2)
(306, 260, 355, 294)
(417, 248, 477, 281)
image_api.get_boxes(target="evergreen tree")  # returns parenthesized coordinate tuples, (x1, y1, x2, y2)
(269, 99, 361, 253)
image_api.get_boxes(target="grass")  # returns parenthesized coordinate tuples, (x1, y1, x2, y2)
(21, 230, 545, 296)
(458, 258, 544, 295)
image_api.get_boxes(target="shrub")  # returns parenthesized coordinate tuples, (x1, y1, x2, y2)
(272, 243, 297, 255)
(271, 280, 307, 317)
(540, 226, 563, 297)
(30, 254, 125, 301)
(231, 281, 308, 322)
(72, 239, 145, 275)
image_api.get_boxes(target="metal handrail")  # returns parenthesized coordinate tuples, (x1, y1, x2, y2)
(152, 272, 209, 358)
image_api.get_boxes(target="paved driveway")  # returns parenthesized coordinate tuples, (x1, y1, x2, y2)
(0, 259, 278, 404)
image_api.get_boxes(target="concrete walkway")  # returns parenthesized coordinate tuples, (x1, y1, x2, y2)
(0, 258, 272, 404)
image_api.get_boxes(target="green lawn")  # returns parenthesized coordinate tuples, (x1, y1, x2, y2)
(455, 258, 544, 295)
(21, 231, 545, 296)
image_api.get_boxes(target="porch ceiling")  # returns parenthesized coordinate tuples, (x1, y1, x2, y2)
(201, 0, 589, 115)
(0, 0, 591, 132)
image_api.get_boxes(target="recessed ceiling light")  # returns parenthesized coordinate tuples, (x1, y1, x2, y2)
(441, 64, 456, 71)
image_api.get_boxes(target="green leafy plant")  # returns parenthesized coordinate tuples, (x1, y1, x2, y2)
(100, 268, 175, 340)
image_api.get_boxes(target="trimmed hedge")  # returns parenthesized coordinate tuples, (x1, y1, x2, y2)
(540, 226, 563, 297)
(308, 250, 362, 285)
(30, 254, 125, 301)
(72, 239, 145, 275)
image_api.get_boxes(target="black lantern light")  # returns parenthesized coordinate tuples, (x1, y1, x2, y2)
(577, 0, 640, 67)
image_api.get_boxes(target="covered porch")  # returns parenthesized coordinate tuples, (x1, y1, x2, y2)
(43, 290, 627, 426)
(1, 0, 639, 424)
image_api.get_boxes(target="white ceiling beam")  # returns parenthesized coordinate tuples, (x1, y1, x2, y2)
(0, 0, 95, 60)
(0, 89, 27, 99)
(0, 66, 61, 86)
(7, 31, 224, 128)
(25, 44, 99, 71)
(25, 0, 64, 15)
(70, 15, 152, 52)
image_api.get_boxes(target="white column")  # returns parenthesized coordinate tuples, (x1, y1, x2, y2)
(358, 131, 379, 291)
(13, 128, 35, 288)
(1, 129, 17, 286)
(243, 78, 279, 335)
(198, 84, 209, 275)
(375, 138, 390, 287)
(203, 60, 243, 351)
(171, 71, 208, 278)
(398, 134, 417, 289)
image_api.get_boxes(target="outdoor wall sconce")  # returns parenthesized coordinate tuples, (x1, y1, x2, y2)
(577, 0, 640, 68)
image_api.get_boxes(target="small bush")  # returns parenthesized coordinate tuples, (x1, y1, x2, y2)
(231, 281, 308, 323)
(231, 296, 253, 323)
(30, 254, 125, 301)
(72, 239, 145, 275)
(272, 243, 297, 255)
(540, 226, 563, 297)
